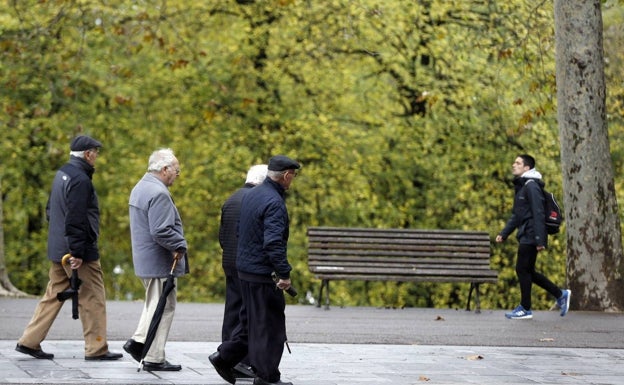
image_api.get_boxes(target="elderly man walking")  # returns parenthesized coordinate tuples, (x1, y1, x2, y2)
(16, 135, 122, 361)
(210, 155, 300, 385)
(123, 148, 189, 371)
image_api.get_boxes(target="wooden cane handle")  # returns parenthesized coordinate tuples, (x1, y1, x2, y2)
(61, 254, 72, 266)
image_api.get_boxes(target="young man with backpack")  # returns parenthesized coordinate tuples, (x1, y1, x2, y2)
(496, 154, 571, 320)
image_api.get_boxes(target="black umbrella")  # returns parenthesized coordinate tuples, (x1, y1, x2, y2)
(56, 254, 81, 320)
(138, 257, 179, 372)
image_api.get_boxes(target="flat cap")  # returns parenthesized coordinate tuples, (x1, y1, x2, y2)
(70, 135, 102, 151)
(268, 155, 300, 171)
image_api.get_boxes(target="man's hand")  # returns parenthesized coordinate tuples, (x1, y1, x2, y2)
(276, 278, 292, 291)
(62, 254, 82, 269)
(69, 257, 83, 269)
(495, 234, 504, 243)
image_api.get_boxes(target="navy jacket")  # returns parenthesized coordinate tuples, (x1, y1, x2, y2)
(219, 183, 254, 275)
(236, 178, 292, 280)
(500, 176, 548, 248)
(46, 156, 100, 262)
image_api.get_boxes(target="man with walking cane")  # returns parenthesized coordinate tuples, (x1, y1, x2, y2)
(209, 155, 300, 385)
(124, 148, 189, 372)
(16, 135, 122, 361)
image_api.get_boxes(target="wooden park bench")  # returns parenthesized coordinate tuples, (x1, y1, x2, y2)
(307, 226, 498, 313)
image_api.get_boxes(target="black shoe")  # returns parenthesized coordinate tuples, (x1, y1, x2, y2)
(142, 360, 182, 371)
(123, 339, 144, 362)
(234, 362, 255, 378)
(253, 377, 293, 385)
(84, 351, 123, 361)
(15, 343, 54, 360)
(208, 351, 236, 384)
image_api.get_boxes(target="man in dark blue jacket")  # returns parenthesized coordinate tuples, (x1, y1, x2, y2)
(210, 155, 299, 385)
(496, 154, 571, 320)
(16, 135, 122, 361)
(218, 164, 267, 379)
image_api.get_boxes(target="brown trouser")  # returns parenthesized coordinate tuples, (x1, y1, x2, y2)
(18, 260, 110, 357)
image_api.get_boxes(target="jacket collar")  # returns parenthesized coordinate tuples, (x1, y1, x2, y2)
(265, 177, 286, 197)
(69, 155, 95, 178)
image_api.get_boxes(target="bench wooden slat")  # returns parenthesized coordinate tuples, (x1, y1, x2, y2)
(309, 251, 490, 260)
(309, 264, 498, 274)
(309, 261, 491, 268)
(306, 226, 498, 312)
(309, 242, 490, 251)
(308, 274, 497, 283)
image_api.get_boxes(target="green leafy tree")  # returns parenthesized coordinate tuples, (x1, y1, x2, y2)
(1, 0, 623, 311)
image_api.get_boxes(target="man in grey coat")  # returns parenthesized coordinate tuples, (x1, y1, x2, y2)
(123, 148, 188, 371)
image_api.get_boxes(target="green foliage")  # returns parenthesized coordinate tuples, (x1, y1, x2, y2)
(1, 0, 622, 311)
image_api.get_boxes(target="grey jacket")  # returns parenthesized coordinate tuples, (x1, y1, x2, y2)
(129, 173, 188, 278)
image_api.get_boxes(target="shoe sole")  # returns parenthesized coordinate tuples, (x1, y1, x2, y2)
(143, 366, 182, 371)
(505, 313, 533, 320)
(560, 290, 571, 317)
(15, 345, 54, 360)
(84, 355, 123, 361)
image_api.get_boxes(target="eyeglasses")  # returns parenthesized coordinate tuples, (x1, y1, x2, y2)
(167, 166, 180, 175)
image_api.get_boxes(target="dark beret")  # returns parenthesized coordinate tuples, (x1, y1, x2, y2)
(70, 135, 102, 151)
(268, 155, 300, 171)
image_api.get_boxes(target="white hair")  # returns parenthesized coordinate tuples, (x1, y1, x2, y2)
(69, 151, 86, 158)
(147, 148, 176, 172)
(245, 164, 268, 185)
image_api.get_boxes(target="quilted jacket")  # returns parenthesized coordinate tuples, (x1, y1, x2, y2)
(236, 178, 292, 280)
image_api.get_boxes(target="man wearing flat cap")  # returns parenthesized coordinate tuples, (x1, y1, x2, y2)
(210, 155, 299, 385)
(16, 135, 123, 361)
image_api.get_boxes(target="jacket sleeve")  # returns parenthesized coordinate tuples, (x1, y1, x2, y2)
(148, 192, 187, 253)
(218, 204, 227, 249)
(500, 188, 522, 240)
(65, 178, 92, 259)
(263, 201, 292, 279)
(500, 211, 520, 240)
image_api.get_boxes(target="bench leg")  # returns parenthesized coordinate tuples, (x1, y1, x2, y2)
(466, 283, 482, 314)
(316, 279, 331, 310)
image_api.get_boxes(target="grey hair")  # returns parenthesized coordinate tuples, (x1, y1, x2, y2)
(69, 151, 86, 158)
(147, 148, 176, 172)
(267, 170, 287, 179)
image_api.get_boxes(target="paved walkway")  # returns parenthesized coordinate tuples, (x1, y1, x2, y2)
(1, 299, 623, 384)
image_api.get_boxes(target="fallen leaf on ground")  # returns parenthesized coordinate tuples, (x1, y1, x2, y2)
(465, 354, 484, 360)
(435, 315, 445, 321)
(539, 338, 555, 342)
(561, 371, 582, 376)
(418, 375, 430, 381)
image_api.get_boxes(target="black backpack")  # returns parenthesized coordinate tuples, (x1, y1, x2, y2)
(526, 180, 563, 234)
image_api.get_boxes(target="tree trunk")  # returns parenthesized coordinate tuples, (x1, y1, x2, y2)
(0, 176, 32, 297)
(554, 0, 624, 311)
